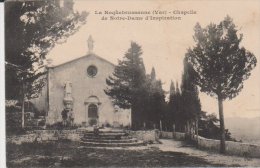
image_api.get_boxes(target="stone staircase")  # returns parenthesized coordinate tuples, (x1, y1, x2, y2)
(80, 129, 145, 147)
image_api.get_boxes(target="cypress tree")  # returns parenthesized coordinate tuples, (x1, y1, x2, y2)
(166, 80, 176, 130)
(105, 42, 147, 129)
(174, 81, 184, 131)
(141, 67, 165, 129)
(181, 56, 201, 135)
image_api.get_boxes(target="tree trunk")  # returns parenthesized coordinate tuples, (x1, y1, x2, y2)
(132, 104, 142, 130)
(159, 120, 162, 131)
(218, 96, 226, 153)
(22, 97, 25, 128)
(131, 106, 135, 130)
(21, 78, 25, 128)
(195, 118, 198, 144)
(187, 121, 190, 135)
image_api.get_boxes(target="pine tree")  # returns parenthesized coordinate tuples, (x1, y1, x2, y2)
(105, 42, 147, 129)
(5, 0, 87, 100)
(186, 16, 257, 153)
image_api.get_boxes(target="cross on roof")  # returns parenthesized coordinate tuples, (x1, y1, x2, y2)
(88, 35, 94, 53)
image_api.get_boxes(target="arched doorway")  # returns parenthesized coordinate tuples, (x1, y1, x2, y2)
(88, 103, 98, 126)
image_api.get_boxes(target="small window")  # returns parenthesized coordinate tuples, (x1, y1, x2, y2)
(87, 65, 97, 77)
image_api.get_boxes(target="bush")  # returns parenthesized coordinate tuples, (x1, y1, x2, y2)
(6, 111, 22, 129)
(38, 117, 46, 126)
(105, 123, 111, 127)
(89, 119, 97, 126)
(6, 101, 46, 131)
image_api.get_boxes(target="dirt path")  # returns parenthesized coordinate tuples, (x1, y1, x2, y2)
(5, 141, 232, 167)
(7, 140, 260, 167)
(156, 139, 260, 167)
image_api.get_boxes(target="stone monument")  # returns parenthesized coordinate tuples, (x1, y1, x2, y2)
(62, 81, 74, 126)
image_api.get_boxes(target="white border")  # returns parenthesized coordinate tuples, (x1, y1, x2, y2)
(0, 2, 6, 168)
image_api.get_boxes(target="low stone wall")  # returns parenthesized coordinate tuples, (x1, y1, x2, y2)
(7, 130, 84, 144)
(196, 136, 220, 151)
(175, 132, 186, 140)
(160, 131, 185, 140)
(7, 134, 38, 145)
(129, 130, 159, 143)
(7, 129, 160, 145)
(159, 131, 260, 158)
(160, 131, 173, 139)
(197, 136, 260, 158)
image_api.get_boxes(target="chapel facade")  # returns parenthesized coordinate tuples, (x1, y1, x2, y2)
(31, 36, 131, 127)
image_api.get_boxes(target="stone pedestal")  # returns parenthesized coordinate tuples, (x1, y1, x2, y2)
(63, 81, 74, 126)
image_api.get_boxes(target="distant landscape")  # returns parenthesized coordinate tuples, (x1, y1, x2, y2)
(225, 117, 260, 145)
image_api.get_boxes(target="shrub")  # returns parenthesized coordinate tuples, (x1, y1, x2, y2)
(89, 119, 97, 126)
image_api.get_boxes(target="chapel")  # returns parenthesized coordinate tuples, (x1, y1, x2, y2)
(31, 36, 131, 127)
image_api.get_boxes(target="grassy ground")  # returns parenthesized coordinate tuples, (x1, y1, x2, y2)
(6, 140, 235, 167)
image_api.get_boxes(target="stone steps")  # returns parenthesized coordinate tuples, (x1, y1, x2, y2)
(84, 132, 127, 136)
(81, 137, 138, 143)
(80, 129, 145, 147)
(80, 140, 145, 147)
(83, 135, 128, 140)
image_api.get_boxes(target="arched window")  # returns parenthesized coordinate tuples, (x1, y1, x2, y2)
(88, 104, 98, 118)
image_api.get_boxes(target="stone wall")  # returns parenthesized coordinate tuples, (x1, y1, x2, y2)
(6, 130, 85, 144)
(7, 134, 38, 145)
(160, 131, 185, 140)
(196, 136, 260, 158)
(160, 131, 173, 139)
(159, 131, 260, 158)
(8, 129, 161, 145)
(129, 130, 159, 143)
(174, 132, 186, 140)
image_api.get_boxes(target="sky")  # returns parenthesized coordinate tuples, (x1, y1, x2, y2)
(47, 0, 260, 118)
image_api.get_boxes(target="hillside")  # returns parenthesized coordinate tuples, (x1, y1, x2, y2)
(225, 117, 260, 144)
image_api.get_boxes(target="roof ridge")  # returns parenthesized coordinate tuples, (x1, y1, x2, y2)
(51, 54, 115, 69)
